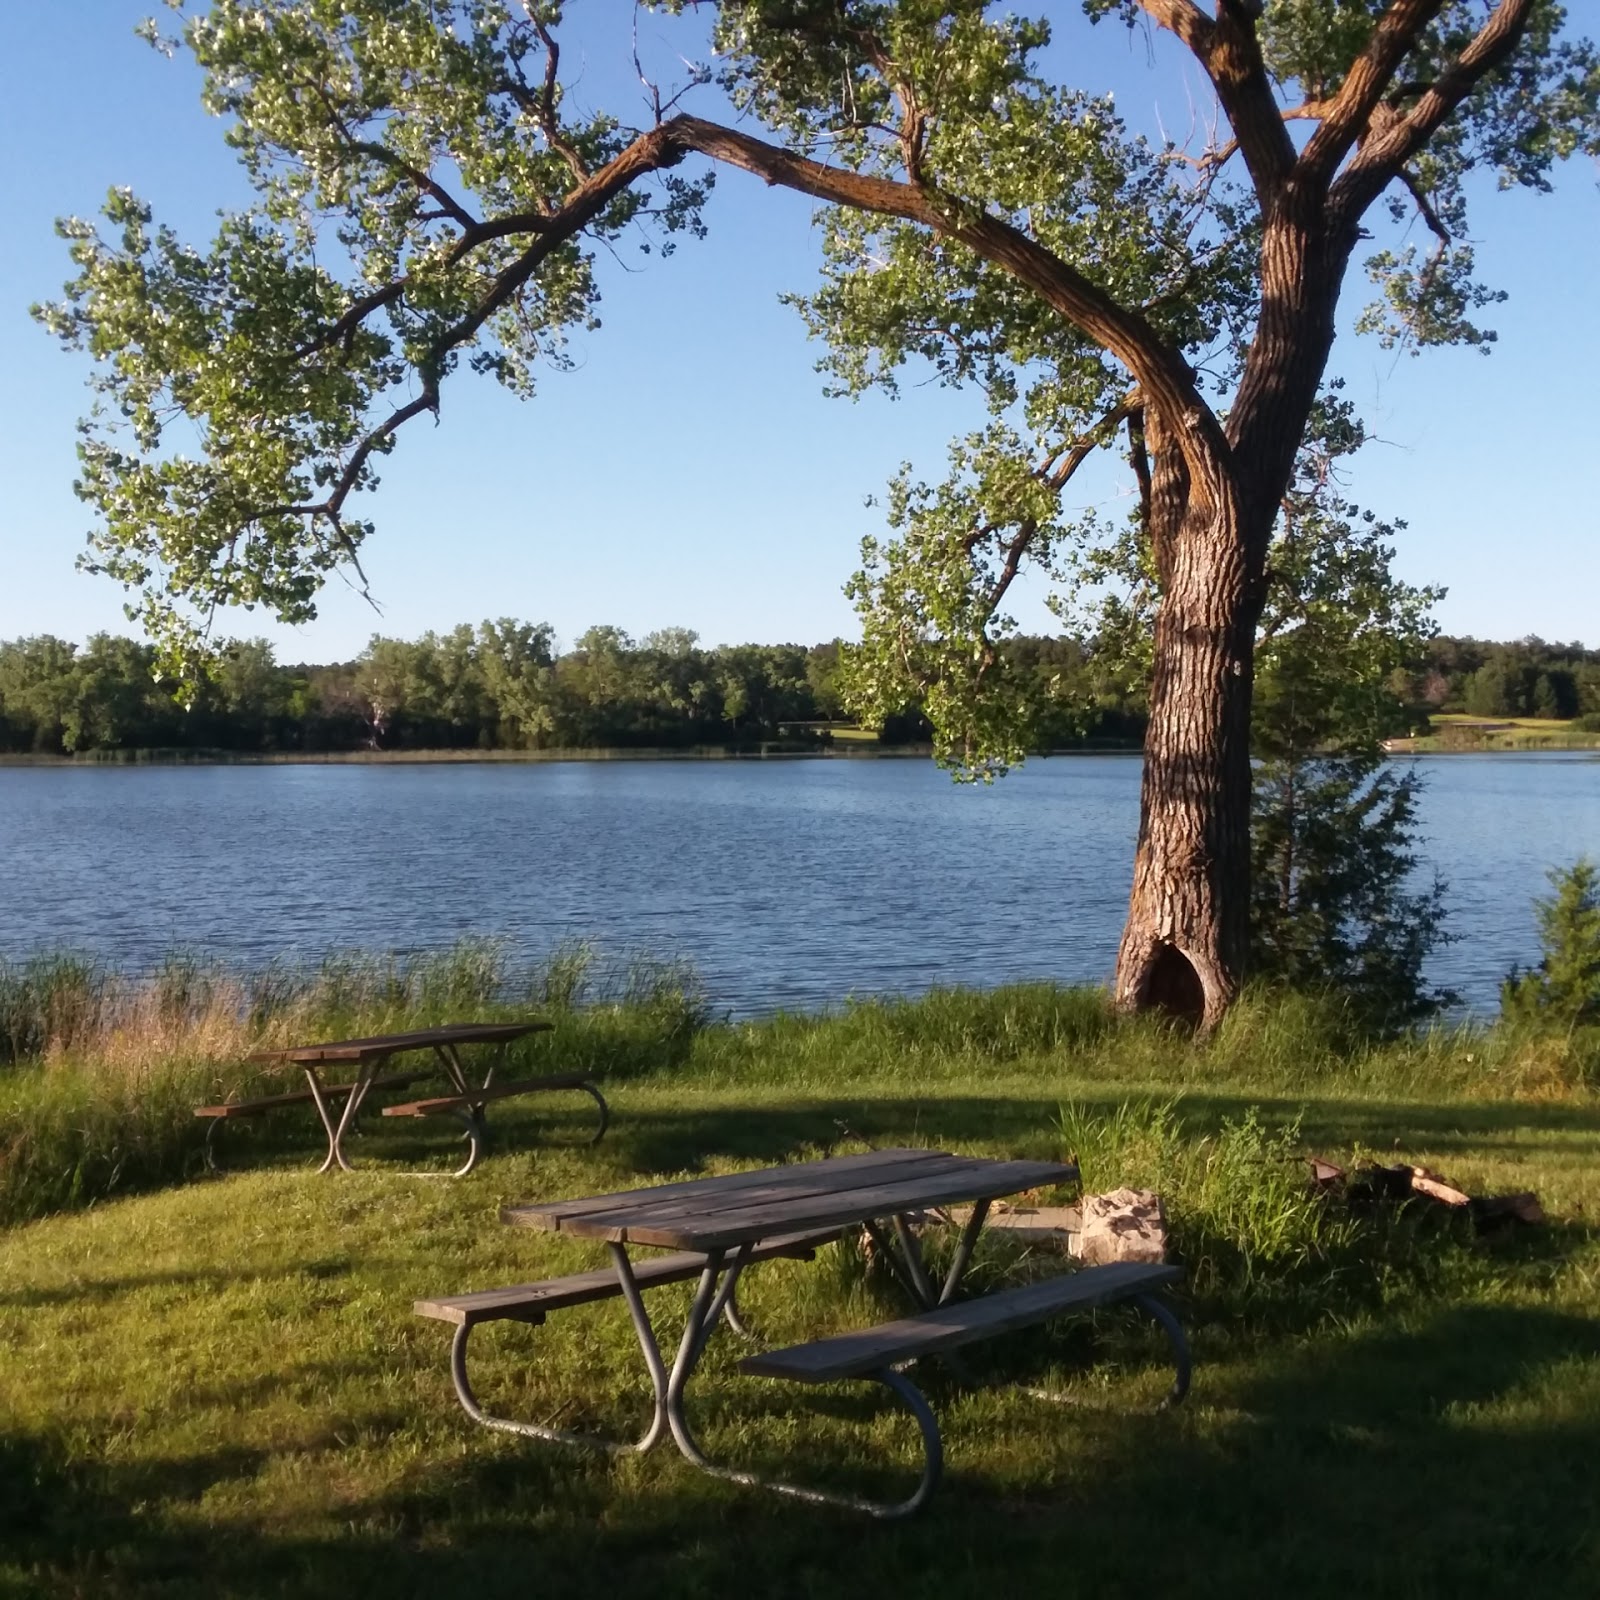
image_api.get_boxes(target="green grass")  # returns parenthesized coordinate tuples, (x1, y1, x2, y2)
(1397, 715, 1600, 752)
(1, 977, 1599, 1597)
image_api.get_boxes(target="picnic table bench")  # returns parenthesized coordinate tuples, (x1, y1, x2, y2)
(415, 1147, 1189, 1516)
(194, 1021, 607, 1176)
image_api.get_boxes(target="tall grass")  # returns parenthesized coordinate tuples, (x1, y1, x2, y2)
(1058, 1097, 1392, 1325)
(0, 953, 107, 1063)
(0, 943, 1592, 1229)
(679, 981, 1117, 1087)
(0, 938, 709, 1226)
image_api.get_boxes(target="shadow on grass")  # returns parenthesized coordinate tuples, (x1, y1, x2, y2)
(587, 1089, 1600, 1182)
(3, 1304, 1597, 1599)
(0, 1257, 351, 1312)
(196, 1084, 1600, 1197)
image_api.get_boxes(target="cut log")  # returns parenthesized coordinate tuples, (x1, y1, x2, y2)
(1470, 1193, 1544, 1229)
(1408, 1169, 1473, 1208)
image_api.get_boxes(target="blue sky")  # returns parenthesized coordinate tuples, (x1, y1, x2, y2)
(2, 3, 1597, 661)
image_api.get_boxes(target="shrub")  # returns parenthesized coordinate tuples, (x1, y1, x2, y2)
(1501, 859, 1600, 1029)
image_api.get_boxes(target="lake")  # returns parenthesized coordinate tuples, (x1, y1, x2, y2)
(1, 753, 1596, 1015)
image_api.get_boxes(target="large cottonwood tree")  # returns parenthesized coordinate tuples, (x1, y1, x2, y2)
(39, 2, 1598, 1026)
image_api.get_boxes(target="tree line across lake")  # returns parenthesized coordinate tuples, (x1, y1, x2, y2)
(1, 624, 1597, 759)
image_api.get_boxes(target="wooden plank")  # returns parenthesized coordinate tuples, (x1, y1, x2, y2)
(414, 1229, 844, 1327)
(515, 1150, 966, 1236)
(380, 1073, 597, 1118)
(250, 1020, 551, 1066)
(638, 1158, 1076, 1251)
(566, 1156, 1031, 1241)
(521, 1164, 1062, 1248)
(741, 1263, 1183, 1382)
(1407, 1169, 1473, 1207)
(512, 1148, 946, 1226)
(194, 1069, 427, 1118)
(503, 1149, 950, 1232)
(540, 1157, 1077, 1250)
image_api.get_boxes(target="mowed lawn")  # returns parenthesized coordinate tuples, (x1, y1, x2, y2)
(3, 1060, 1599, 1599)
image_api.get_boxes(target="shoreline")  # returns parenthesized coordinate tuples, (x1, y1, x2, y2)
(0, 741, 1146, 767)
(3, 741, 1595, 768)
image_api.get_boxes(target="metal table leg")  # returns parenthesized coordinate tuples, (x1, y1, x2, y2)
(611, 1241, 942, 1518)
(884, 1207, 983, 1383)
(938, 1199, 990, 1304)
(448, 1315, 667, 1453)
(434, 1041, 475, 1097)
(432, 1041, 488, 1168)
(303, 1059, 383, 1174)
(866, 1203, 990, 1314)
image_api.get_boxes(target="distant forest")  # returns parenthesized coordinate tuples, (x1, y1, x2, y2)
(1, 624, 1597, 757)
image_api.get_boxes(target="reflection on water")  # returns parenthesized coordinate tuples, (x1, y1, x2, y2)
(1, 753, 1596, 1015)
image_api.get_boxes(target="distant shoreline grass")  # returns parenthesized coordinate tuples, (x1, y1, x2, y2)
(1388, 714, 1600, 753)
(0, 742, 935, 767)
(7, 735, 1590, 766)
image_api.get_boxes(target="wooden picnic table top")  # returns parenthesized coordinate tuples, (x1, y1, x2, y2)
(249, 1020, 551, 1066)
(502, 1147, 1078, 1253)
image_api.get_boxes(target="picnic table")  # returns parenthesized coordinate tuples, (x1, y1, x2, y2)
(416, 1147, 1190, 1516)
(194, 1021, 608, 1176)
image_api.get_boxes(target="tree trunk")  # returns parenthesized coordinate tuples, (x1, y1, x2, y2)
(1114, 490, 1262, 1032)
(1112, 191, 1353, 1032)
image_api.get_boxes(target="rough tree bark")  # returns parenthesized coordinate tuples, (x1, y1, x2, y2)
(1113, 156, 1364, 1030)
(1114, 457, 1264, 1030)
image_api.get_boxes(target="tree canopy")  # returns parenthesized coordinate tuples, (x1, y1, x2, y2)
(34, 3, 1596, 672)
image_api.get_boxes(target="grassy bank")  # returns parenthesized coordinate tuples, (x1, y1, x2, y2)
(3, 944, 1597, 1230)
(2, 963, 1598, 1596)
(1391, 715, 1600, 753)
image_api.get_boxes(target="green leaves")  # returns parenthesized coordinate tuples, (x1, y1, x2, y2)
(38, 2, 714, 682)
(838, 420, 1105, 776)
(1502, 858, 1600, 1028)
(36, 190, 397, 679)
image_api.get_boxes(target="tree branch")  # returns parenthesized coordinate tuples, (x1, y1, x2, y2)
(529, 11, 592, 184)
(302, 76, 480, 231)
(666, 116, 1228, 484)
(1298, 0, 1446, 186)
(1042, 393, 1142, 495)
(273, 123, 692, 536)
(851, 22, 929, 189)
(348, 137, 478, 231)
(983, 519, 1037, 621)
(961, 393, 1139, 559)
(1400, 165, 1453, 306)
(1332, 0, 1540, 221)
(1128, 407, 1153, 537)
(258, 378, 439, 530)
(1135, 0, 1295, 201)
(289, 112, 1226, 528)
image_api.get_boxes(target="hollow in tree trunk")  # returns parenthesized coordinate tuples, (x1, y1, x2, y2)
(1114, 493, 1262, 1032)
